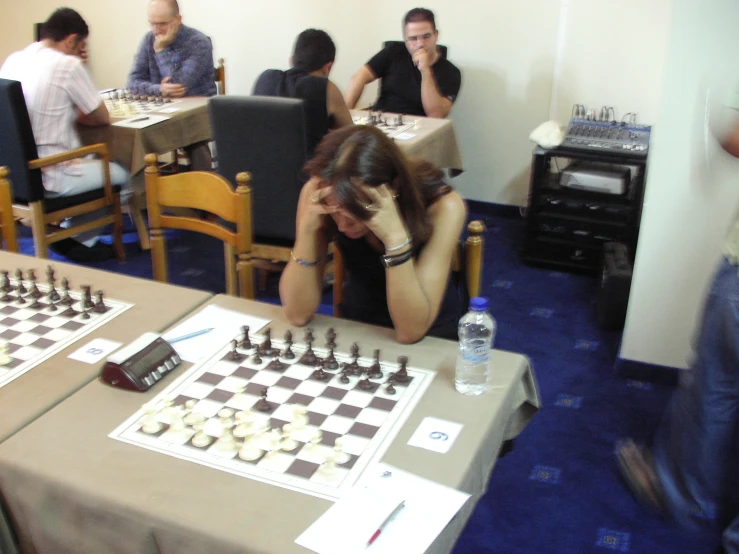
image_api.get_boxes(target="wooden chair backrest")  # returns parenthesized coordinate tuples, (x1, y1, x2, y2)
(144, 154, 254, 297)
(215, 58, 226, 95)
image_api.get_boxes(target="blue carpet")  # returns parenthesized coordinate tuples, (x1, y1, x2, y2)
(16, 211, 720, 553)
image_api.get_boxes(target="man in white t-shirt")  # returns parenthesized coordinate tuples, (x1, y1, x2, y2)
(0, 8, 128, 261)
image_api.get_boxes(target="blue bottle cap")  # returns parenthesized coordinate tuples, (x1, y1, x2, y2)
(469, 297, 489, 311)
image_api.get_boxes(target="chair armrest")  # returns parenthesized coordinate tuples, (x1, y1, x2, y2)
(28, 143, 110, 169)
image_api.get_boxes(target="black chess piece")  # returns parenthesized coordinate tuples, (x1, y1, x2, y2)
(312, 367, 329, 381)
(92, 290, 108, 313)
(394, 356, 409, 383)
(323, 347, 339, 370)
(0, 270, 11, 293)
(81, 285, 94, 309)
(255, 387, 272, 412)
(367, 349, 382, 378)
(283, 340, 295, 359)
(81, 306, 90, 320)
(15, 288, 25, 304)
(359, 377, 373, 390)
(228, 339, 243, 361)
(14, 269, 26, 294)
(340, 365, 351, 384)
(59, 306, 78, 318)
(304, 328, 314, 344)
(60, 278, 73, 306)
(325, 327, 336, 349)
(47, 298, 58, 312)
(26, 272, 41, 299)
(239, 325, 252, 349)
(386, 383, 396, 395)
(252, 351, 262, 364)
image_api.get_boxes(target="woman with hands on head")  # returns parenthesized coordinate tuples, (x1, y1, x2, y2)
(279, 125, 467, 344)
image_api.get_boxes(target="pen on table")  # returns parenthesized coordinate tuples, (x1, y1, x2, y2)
(167, 327, 214, 344)
(129, 116, 149, 123)
(367, 500, 405, 547)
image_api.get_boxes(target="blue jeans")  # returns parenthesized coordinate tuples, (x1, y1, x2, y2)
(652, 259, 739, 549)
(47, 160, 130, 244)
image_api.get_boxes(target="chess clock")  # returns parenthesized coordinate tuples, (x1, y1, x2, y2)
(100, 332, 181, 391)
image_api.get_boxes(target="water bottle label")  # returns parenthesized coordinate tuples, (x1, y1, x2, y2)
(462, 345, 489, 363)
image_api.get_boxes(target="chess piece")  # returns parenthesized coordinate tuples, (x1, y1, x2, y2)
(304, 328, 314, 344)
(350, 342, 360, 359)
(312, 367, 329, 381)
(359, 377, 373, 390)
(0, 341, 11, 366)
(368, 349, 383, 379)
(214, 428, 238, 454)
(291, 405, 309, 430)
(325, 327, 336, 349)
(15, 288, 25, 305)
(93, 290, 108, 313)
(323, 347, 339, 370)
(280, 424, 298, 451)
(191, 419, 212, 448)
(59, 306, 78, 318)
(167, 409, 188, 438)
(238, 435, 264, 461)
(261, 328, 272, 350)
(28, 297, 44, 310)
(306, 429, 323, 454)
(46, 266, 60, 301)
(60, 278, 73, 306)
(183, 399, 200, 426)
(239, 325, 251, 349)
(0, 271, 11, 292)
(232, 410, 255, 438)
(81, 285, 94, 309)
(283, 339, 295, 360)
(340, 368, 351, 384)
(26, 273, 41, 299)
(318, 452, 339, 480)
(394, 356, 409, 383)
(333, 437, 350, 465)
(252, 351, 262, 364)
(255, 387, 272, 412)
(386, 383, 396, 395)
(140, 405, 163, 434)
(47, 298, 57, 312)
(81, 306, 91, 320)
(218, 408, 235, 429)
(14, 269, 26, 294)
(228, 339, 245, 362)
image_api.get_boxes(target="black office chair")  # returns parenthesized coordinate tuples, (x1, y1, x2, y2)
(0, 78, 125, 261)
(209, 96, 308, 283)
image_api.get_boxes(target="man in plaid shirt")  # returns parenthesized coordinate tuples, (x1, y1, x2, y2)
(128, 0, 216, 170)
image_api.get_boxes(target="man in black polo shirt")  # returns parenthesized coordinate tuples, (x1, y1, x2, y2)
(344, 8, 461, 118)
(253, 29, 353, 158)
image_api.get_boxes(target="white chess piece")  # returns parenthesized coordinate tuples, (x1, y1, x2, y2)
(140, 406, 163, 434)
(183, 400, 200, 426)
(167, 410, 188, 439)
(238, 435, 264, 461)
(280, 423, 298, 451)
(0, 340, 11, 366)
(232, 410, 255, 439)
(218, 408, 235, 429)
(291, 404, 309, 430)
(306, 429, 323, 454)
(215, 428, 238, 454)
(191, 419, 212, 448)
(263, 429, 282, 458)
(333, 436, 351, 465)
(318, 451, 339, 480)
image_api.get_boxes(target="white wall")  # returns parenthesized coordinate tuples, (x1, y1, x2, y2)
(0, 0, 672, 207)
(620, 0, 739, 369)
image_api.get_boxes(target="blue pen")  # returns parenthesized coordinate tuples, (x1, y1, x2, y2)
(167, 327, 214, 344)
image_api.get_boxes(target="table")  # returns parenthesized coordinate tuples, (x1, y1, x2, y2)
(351, 110, 464, 174)
(79, 97, 211, 175)
(0, 295, 538, 554)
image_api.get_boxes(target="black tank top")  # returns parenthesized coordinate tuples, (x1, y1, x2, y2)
(336, 233, 461, 340)
(252, 68, 329, 158)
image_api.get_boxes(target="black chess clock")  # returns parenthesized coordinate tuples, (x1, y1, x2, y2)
(100, 333, 181, 391)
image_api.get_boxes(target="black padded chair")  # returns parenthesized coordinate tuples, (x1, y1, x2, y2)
(209, 96, 307, 282)
(0, 78, 125, 261)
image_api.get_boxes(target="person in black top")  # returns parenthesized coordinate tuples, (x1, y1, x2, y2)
(344, 8, 461, 118)
(253, 29, 353, 158)
(280, 126, 467, 343)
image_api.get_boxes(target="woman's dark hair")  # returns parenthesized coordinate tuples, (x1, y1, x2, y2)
(304, 125, 451, 244)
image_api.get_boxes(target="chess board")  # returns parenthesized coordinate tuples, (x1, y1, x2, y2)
(102, 92, 181, 118)
(353, 115, 416, 138)
(0, 271, 132, 389)
(109, 330, 435, 501)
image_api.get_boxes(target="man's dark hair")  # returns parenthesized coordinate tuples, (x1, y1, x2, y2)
(403, 8, 436, 30)
(40, 8, 89, 42)
(292, 29, 336, 73)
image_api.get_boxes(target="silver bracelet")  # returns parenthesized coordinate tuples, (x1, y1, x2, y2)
(385, 237, 412, 252)
(290, 250, 321, 268)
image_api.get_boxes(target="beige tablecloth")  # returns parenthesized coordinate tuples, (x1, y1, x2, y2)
(351, 110, 464, 173)
(79, 97, 211, 175)
(0, 295, 538, 554)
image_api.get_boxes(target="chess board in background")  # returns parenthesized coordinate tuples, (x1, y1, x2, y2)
(102, 89, 182, 118)
(0, 269, 133, 389)
(109, 330, 436, 501)
(353, 114, 417, 139)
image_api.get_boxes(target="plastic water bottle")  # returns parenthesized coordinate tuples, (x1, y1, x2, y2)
(455, 297, 495, 395)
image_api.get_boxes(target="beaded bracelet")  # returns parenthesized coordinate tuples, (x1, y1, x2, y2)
(385, 237, 412, 253)
(290, 250, 321, 268)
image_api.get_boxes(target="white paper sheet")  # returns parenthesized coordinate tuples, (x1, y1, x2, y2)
(295, 463, 470, 554)
(161, 305, 269, 363)
(113, 114, 169, 128)
(67, 338, 123, 364)
(394, 132, 416, 140)
(407, 416, 463, 454)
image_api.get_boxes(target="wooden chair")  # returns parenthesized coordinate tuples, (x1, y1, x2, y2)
(215, 58, 226, 95)
(333, 220, 485, 317)
(144, 154, 254, 298)
(0, 78, 125, 261)
(0, 168, 19, 252)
